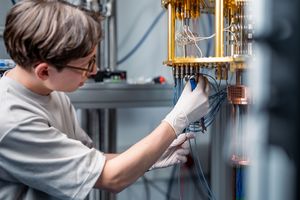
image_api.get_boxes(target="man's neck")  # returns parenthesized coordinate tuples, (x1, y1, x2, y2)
(6, 66, 52, 96)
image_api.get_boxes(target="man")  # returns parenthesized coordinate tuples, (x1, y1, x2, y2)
(0, 0, 209, 199)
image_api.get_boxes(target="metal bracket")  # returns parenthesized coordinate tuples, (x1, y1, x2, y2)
(100, 1, 112, 17)
(0, 26, 4, 37)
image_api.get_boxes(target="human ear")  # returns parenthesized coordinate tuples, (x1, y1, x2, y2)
(34, 63, 50, 81)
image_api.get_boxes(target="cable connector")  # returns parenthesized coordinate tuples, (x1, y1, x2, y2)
(189, 75, 197, 91)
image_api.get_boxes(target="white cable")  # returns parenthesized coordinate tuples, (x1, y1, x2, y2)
(175, 21, 239, 58)
(185, 26, 203, 57)
(224, 30, 239, 45)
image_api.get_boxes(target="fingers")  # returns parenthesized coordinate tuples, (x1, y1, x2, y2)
(176, 155, 187, 163)
(176, 148, 189, 156)
(181, 140, 190, 149)
(170, 132, 195, 148)
(170, 133, 186, 146)
(180, 81, 192, 96)
(170, 132, 195, 147)
(177, 133, 187, 141)
(178, 75, 209, 100)
(184, 132, 195, 139)
(195, 75, 209, 94)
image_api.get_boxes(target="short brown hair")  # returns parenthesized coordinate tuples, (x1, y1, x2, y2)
(4, 0, 103, 71)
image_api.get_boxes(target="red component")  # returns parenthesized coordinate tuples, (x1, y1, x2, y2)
(153, 76, 166, 84)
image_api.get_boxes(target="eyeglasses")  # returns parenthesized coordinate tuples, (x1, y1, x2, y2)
(61, 55, 96, 74)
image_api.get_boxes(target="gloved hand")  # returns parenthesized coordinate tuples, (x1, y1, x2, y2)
(163, 76, 209, 136)
(149, 132, 195, 171)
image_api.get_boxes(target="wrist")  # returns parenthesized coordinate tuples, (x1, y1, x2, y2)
(162, 110, 188, 136)
(161, 121, 177, 138)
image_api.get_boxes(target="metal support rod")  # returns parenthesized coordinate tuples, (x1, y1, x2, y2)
(102, 0, 109, 70)
(77, 109, 102, 200)
(97, 42, 104, 71)
(215, 0, 224, 80)
(183, 18, 190, 57)
(107, 0, 117, 71)
(100, 108, 117, 200)
(167, 3, 175, 61)
(236, 70, 241, 85)
(101, 109, 117, 153)
(0, 26, 4, 37)
(97, 0, 108, 71)
(215, 0, 224, 57)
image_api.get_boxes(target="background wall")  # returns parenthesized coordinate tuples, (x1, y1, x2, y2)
(116, 0, 172, 83)
(0, 1, 11, 58)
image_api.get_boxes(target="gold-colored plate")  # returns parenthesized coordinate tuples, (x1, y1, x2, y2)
(163, 56, 248, 70)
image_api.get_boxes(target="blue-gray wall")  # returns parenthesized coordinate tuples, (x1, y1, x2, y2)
(0, 1, 12, 58)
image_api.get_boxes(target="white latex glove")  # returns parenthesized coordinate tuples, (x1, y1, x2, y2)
(149, 132, 195, 171)
(163, 76, 209, 136)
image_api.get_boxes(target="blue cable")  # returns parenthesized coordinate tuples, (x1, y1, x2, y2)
(117, 10, 165, 65)
(188, 90, 226, 132)
(236, 166, 244, 199)
(188, 77, 227, 133)
(204, 94, 226, 127)
(186, 78, 223, 200)
(205, 93, 226, 121)
(188, 77, 202, 133)
(193, 138, 217, 200)
(177, 165, 182, 200)
(188, 139, 214, 200)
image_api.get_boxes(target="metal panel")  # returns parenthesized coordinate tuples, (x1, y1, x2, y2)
(67, 83, 174, 108)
